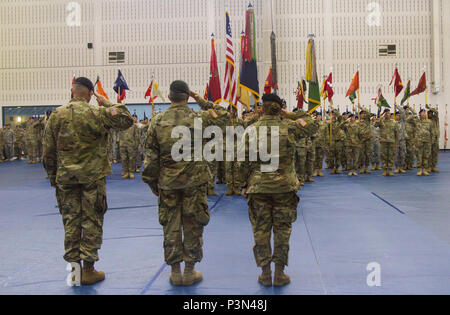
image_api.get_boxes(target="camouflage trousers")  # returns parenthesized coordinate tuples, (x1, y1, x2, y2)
(158, 185, 210, 265)
(328, 141, 343, 170)
(395, 139, 407, 169)
(216, 161, 225, 182)
(56, 179, 107, 263)
(405, 139, 415, 168)
(26, 140, 38, 161)
(314, 146, 325, 170)
(430, 141, 439, 168)
(248, 192, 299, 267)
(15, 143, 24, 159)
(225, 161, 240, 189)
(0, 143, 4, 160)
(3, 144, 13, 160)
(207, 161, 216, 190)
(345, 146, 360, 171)
(359, 140, 372, 169)
(416, 142, 431, 169)
(112, 142, 120, 161)
(380, 142, 395, 169)
(136, 146, 144, 170)
(295, 147, 306, 181)
(120, 146, 137, 173)
(371, 141, 380, 165)
(305, 144, 315, 176)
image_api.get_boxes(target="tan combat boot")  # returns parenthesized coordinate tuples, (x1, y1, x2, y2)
(335, 169, 342, 174)
(226, 188, 234, 196)
(400, 168, 406, 174)
(394, 168, 400, 174)
(169, 263, 183, 286)
(388, 169, 394, 177)
(348, 171, 353, 177)
(359, 168, 365, 174)
(233, 187, 241, 195)
(365, 167, 371, 174)
(135, 168, 140, 173)
(312, 170, 318, 177)
(330, 169, 336, 175)
(122, 173, 129, 179)
(306, 176, 315, 183)
(376, 164, 382, 171)
(129, 173, 135, 179)
(318, 170, 324, 177)
(81, 261, 105, 285)
(431, 168, 440, 173)
(371, 165, 376, 171)
(352, 170, 359, 177)
(183, 263, 202, 286)
(422, 169, 430, 176)
(382, 169, 387, 176)
(273, 264, 290, 287)
(207, 189, 216, 196)
(417, 168, 423, 176)
(258, 264, 272, 287)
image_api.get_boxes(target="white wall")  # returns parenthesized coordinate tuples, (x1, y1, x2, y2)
(0, 0, 449, 148)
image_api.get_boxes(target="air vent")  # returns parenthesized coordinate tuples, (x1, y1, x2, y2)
(378, 44, 396, 57)
(108, 52, 125, 63)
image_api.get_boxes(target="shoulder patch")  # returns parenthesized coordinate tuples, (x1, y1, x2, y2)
(110, 107, 118, 116)
(296, 118, 307, 127)
(209, 109, 218, 119)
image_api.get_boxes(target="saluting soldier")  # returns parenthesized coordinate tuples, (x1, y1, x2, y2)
(43, 77, 133, 285)
(374, 109, 398, 176)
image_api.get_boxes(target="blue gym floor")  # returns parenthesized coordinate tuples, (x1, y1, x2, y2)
(1, 152, 450, 295)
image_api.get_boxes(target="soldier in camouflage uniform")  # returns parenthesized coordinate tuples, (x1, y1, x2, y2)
(14, 125, 25, 160)
(239, 93, 317, 287)
(313, 113, 327, 177)
(394, 107, 407, 174)
(36, 118, 46, 162)
(370, 114, 381, 171)
(142, 81, 228, 286)
(43, 77, 133, 285)
(341, 114, 361, 176)
(405, 107, 418, 170)
(225, 108, 244, 196)
(304, 133, 316, 183)
(0, 127, 4, 162)
(25, 117, 39, 164)
(2, 124, 15, 161)
(119, 115, 140, 179)
(326, 109, 345, 174)
(358, 109, 373, 174)
(429, 108, 440, 173)
(294, 128, 307, 186)
(135, 120, 147, 173)
(415, 109, 433, 176)
(374, 109, 398, 176)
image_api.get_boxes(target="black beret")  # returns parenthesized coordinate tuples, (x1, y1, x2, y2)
(262, 93, 283, 105)
(170, 80, 190, 95)
(73, 77, 94, 91)
(383, 109, 390, 114)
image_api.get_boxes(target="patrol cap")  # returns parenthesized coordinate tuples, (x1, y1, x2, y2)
(383, 109, 390, 114)
(170, 80, 190, 95)
(419, 109, 426, 114)
(73, 77, 94, 91)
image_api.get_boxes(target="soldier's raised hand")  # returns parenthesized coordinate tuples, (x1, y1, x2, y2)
(94, 92, 109, 107)
(189, 91, 201, 103)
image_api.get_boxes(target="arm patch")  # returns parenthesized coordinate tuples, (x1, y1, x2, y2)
(110, 107, 118, 116)
(296, 118, 307, 127)
(209, 109, 218, 119)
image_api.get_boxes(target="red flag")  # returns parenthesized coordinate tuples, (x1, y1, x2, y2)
(324, 73, 334, 101)
(390, 67, 403, 97)
(208, 35, 222, 104)
(296, 81, 306, 109)
(117, 89, 126, 102)
(264, 67, 275, 94)
(346, 71, 359, 97)
(410, 73, 427, 97)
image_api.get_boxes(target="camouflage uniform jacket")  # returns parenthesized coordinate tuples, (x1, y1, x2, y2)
(43, 98, 133, 185)
(374, 118, 398, 143)
(120, 123, 140, 148)
(3, 129, 15, 145)
(405, 113, 418, 141)
(239, 113, 316, 194)
(0, 128, 4, 146)
(142, 100, 228, 192)
(341, 120, 361, 147)
(396, 107, 407, 141)
(15, 128, 25, 145)
(416, 118, 433, 143)
(358, 117, 373, 142)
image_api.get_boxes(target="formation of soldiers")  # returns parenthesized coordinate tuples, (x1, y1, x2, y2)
(0, 117, 46, 164)
(3, 76, 440, 289)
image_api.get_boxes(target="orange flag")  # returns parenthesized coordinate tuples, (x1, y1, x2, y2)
(96, 77, 109, 100)
(346, 71, 359, 97)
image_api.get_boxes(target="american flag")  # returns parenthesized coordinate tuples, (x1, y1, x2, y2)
(223, 11, 237, 109)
